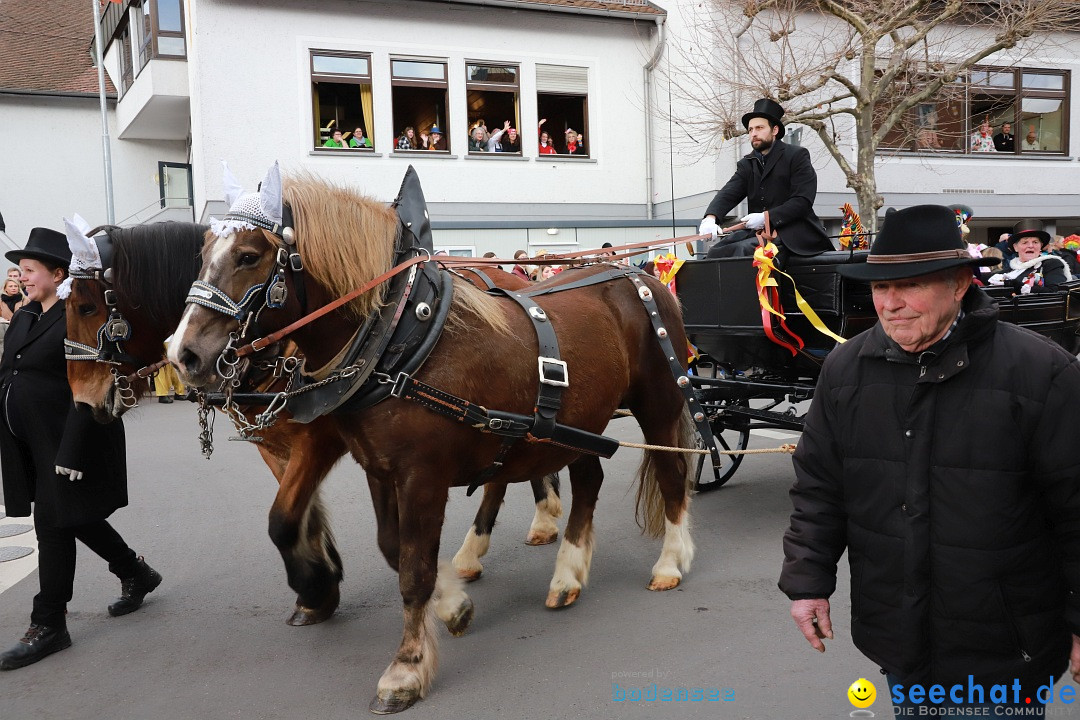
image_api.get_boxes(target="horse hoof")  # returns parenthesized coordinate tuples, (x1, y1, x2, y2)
(456, 567, 482, 582)
(545, 587, 579, 609)
(368, 688, 421, 715)
(286, 601, 335, 626)
(647, 576, 681, 592)
(444, 598, 475, 637)
(525, 530, 558, 546)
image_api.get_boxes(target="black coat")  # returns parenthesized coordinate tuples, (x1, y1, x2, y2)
(705, 140, 833, 256)
(780, 288, 1080, 692)
(0, 300, 128, 527)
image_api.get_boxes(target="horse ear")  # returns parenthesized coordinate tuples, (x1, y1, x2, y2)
(259, 161, 283, 227)
(63, 214, 97, 261)
(222, 160, 245, 208)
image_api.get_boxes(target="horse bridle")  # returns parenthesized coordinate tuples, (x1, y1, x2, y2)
(183, 204, 305, 383)
(61, 239, 150, 409)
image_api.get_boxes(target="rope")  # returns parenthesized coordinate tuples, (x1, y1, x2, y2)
(618, 441, 797, 455)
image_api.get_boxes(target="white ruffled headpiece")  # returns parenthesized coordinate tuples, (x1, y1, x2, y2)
(209, 160, 284, 238)
(57, 213, 103, 300)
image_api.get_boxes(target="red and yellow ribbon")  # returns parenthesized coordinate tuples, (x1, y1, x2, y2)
(752, 241, 846, 355)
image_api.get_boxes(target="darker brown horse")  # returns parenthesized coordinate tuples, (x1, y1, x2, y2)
(168, 171, 697, 713)
(63, 223, 561, 630)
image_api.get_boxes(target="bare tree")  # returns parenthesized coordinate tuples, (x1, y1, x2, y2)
(665, 0, 1080, 231)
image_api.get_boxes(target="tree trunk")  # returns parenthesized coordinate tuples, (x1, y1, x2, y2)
(853, 108, 884, 237)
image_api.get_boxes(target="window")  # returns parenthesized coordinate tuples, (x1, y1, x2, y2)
(158, 161, 193, 209)
(391, 58, 449, 152)
(153, 0, 186, 57)
(466, 63, 520, 154)
(434, 246, 475, 257)
(311, 51, 374, 151)
(118, 23, 134, 97)
(878, 66, 1069, 156)
(536, 64, 589, 157)
(136, 2, 152, 71)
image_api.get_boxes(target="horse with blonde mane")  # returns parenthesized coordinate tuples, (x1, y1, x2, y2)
(62, 221, 563, 630)
(169, 166, 696, 713)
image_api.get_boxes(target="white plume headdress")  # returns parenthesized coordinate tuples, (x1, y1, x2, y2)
(209, 160, 284, 238)
(57, 213, 103, 300)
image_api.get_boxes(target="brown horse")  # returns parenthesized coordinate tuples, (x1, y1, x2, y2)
(168, 171, 696, 713)
(63, 223, 561, 629)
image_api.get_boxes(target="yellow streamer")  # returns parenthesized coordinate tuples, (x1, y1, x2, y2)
(753, 242, 846, 345)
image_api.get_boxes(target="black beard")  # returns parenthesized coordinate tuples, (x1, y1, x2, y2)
(752, 137, 774, 152)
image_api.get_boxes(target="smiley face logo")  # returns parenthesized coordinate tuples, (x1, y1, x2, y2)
(847, 678, 876, 708)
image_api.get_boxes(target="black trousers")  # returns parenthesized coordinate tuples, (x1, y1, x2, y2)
(706, 229, 759, 258)
(31, 513, 138, 628)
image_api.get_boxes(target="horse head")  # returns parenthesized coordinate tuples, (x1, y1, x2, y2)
(171, 161, 397, 388)
(64, 220, 208, 420)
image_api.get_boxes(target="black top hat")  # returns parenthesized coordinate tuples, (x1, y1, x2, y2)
(1008, 218, 1050, 249)
(5, 227, 72, 268)
(742, 98, 786, 140)
(839, 205, 999, 282)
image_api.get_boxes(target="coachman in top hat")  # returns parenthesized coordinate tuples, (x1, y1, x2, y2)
(699, 98, 834, 259)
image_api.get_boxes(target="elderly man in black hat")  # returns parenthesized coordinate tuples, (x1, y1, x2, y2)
(0, 227, 162, 671)
(779, 205, 1080, 715)
(699, 98, 833, 259)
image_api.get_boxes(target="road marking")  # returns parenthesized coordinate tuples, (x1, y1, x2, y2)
(750, 429, 800, 440)
(0, 505, 37, 595)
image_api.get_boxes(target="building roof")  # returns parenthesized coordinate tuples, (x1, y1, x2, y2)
(435, 0, 665, 19)
(0, 0, 115, 96)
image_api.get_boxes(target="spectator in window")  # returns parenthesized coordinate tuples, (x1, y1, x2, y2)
(511, 250, 530, 281)
(993, 122, 1014, 152)
(496, 125, 518, 153)
(487, 121, 513, 152)
(397, 126, 418, 151)
(565, 128, 585, 155)
(969, 118, 994, 152)
(347, 127, 371, 149)
(468, 126, 487, 153)
(420, 125, 445, 151)
(323, 129, 346, 148)
(538, 119, 557, 155)
(470, 119, 491, 144)
(1023, 125, 1041, 151)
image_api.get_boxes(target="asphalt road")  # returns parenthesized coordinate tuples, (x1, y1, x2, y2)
(0, 401, 1061, 720)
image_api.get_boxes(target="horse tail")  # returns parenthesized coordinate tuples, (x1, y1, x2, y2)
(634, 405, 696, 539)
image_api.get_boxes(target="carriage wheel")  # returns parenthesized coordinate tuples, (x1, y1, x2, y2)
(693, 398, 751, 492)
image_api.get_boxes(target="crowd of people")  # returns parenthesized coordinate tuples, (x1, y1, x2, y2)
(959, 218, 1076, 293)
(970, 118, 1042, 152)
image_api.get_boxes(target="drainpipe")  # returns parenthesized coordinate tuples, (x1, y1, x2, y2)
(644, 16, 666, 220)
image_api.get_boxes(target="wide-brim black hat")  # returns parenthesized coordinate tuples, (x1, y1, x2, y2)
(1008, 218, 1050, 248)
(839, 204, 999, 282)
(5, 227, 72, 268)
(741, 98, 786, 140)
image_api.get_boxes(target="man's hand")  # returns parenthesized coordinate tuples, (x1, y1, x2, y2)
(741, 212, 766, 230)
(1070, 634, 1080, 683)
(791, 598, 833, 653)
(698, 216, 718, 240)
(55, 466, 83, 481)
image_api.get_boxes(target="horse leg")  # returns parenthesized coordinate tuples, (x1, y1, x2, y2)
(632, 404, 696, 592)
(263, 425, 346, 626)
(545, 457, 601, 609)
(451, 482, 505, 582)
(525, 472, 562, 546)
(370, 478, 463, 714)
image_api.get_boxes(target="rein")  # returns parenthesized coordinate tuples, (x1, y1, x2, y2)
(232, 234, 708, 358)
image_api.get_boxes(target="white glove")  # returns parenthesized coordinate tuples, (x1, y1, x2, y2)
(741, 212, 766, 230)
(697, 216, 718, 240)
(55, 466, 83, 481)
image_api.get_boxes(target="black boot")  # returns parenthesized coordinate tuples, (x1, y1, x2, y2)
(0, 624, 72, 670)
(108, 556, 162, 617)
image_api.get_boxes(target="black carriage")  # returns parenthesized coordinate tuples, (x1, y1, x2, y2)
(677, 250, 1080, 490)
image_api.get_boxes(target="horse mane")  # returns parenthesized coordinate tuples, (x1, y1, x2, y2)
(92, 222, 207, 325)
(282, 173, 398, 320)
